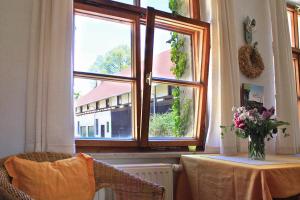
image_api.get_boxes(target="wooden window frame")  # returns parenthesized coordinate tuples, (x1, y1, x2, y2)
(74, 0, 210, 152)
(74, 0, 142, 150)
(141, 8, 210, 147)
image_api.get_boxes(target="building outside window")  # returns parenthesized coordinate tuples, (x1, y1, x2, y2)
(73, 0, 210, 150)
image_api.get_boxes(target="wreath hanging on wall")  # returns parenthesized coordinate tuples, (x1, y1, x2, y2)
(238, 44, 264, 79)
(239, 16, 265, 79)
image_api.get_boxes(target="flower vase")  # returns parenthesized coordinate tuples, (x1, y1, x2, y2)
(248, 136, 265, 160)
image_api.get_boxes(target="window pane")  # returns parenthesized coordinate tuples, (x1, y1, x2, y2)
(74, 14, 132, 77)
(74, 78, 133, 139)
(152, 28, 194, 82)
(141, 0, 190, 17)
(148, 83, 195, 138)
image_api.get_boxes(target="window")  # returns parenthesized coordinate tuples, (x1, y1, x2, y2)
(105, 99, 110, 108)
(88, 126, 95, 137)
(80, 126, 87, 137)
(107, 121, 110, 132)
(74, 0, 210, 151)
(287, 5, 300, 119)
(77, 121, 80, 136)
(100, 125, 105, 137)
(95, 119, 99, 135)
(117, 95, 122, 105)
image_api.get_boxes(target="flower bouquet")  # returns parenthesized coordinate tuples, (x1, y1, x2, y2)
(220, 106, 289, 160)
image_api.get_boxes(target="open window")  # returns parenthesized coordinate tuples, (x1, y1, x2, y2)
(141, 8, 210, 147)
(74, 0, 210, 151)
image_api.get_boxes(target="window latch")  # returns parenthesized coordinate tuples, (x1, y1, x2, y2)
(145, 72, 152, 86)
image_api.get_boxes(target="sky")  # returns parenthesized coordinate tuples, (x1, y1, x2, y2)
(74, 15, 131, 70)
(74, 0, 172, 70)
(74, 19, 171, 71)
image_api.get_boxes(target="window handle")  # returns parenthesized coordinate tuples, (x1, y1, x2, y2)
(146, 72, 152, 86)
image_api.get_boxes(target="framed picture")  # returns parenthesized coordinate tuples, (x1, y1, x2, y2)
(241, 83, 264, 109)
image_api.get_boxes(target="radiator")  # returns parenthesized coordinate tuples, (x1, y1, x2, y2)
(93, 163, 174, 200)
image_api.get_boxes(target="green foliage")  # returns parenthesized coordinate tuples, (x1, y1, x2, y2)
(229, 119, 290, 140)
(149, 112, 174, 137)
(171, 87, 181, 136)
(74, 92, 81, 100)
(89, 45, 131, 74)
(169, 0, 179, 14)
(167, 32, 187, 79)
(170, 87, 192, 137)
(169, 0, 184, 15)
(221, 120, 289, 141)
(167, 31, 191, 137)
(149, 99, 191, 138)
(179, 98, 192, 135)
(151, 0, 192, 138)
(165, 0, 191, 137)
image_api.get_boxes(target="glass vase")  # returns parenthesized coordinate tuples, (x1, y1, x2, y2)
(248, 136, 265, 160)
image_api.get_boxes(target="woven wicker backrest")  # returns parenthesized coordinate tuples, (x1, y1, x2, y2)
(0, 152, 165, 200)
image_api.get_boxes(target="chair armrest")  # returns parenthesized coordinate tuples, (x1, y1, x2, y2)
(0, 187, 16, 200)
(0, 167, 33, 200)
(93, 160, 165, 200)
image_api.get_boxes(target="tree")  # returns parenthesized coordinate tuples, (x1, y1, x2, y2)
(89, 45, 131, 74)
(74, 92, 81, 100)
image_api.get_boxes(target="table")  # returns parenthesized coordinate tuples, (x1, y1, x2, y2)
(176, 154, 300, 200)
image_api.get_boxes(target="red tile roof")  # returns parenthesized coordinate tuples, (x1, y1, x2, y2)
(152, 50, 174, 79)
(75, 80, 131, 107)
(75, 50, 173, 107)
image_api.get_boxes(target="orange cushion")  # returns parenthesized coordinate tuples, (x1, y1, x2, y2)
(4, 153, 95, 200)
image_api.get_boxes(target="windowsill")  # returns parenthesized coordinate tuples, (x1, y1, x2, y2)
(89, 151, 206, 160)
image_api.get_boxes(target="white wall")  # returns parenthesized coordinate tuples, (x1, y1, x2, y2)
(75, 111, 112, 137)
(233, 0, 275, 108)
(233, 0, 277, 152)
(0, 0, 32, 157)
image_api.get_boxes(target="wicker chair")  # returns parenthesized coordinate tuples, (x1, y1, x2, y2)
(0, 152, 165, 200)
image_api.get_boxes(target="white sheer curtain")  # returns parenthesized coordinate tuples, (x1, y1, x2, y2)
(25, 0, 74, 153)
(269, 0, 300, 154)
(202, 0, 240, 154)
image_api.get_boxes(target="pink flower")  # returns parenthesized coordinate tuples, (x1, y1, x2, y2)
(234, 113, 239, 119)
(234, 119, 244, 128)
(238, 123, 246, 129)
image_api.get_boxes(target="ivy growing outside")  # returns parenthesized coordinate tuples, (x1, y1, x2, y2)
(149, 0, 192, 138)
